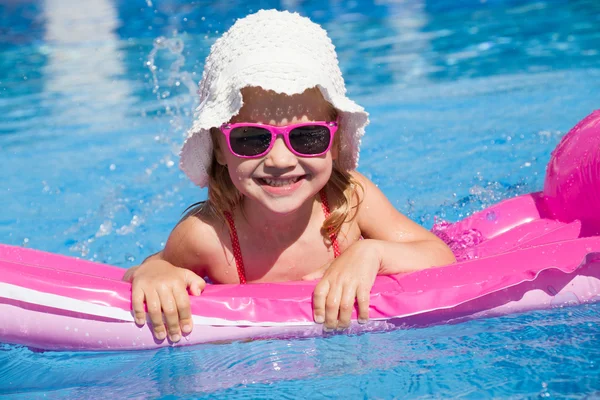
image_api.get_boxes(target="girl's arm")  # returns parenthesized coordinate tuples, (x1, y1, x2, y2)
(123, 216, 213, 342)
(310, 171, 455, 330)
(355, 171, 456, 272)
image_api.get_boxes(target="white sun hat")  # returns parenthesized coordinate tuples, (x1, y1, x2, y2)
(180, 9, 369, 187)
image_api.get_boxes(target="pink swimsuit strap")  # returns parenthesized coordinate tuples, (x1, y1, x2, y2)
(223, 189, 341, 284)
(318, 189, 342, 259)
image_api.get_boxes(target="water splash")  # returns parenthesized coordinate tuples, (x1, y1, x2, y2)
(146, 33, 198, 145)
(66, 34, 201, 262)
(147, 35, 197, 100)
(431, 219, 485, 261)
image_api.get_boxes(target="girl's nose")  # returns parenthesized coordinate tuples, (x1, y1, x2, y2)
(264, 136, 298, 169)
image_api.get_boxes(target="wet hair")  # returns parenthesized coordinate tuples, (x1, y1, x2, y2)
(184, 110, 363, 243)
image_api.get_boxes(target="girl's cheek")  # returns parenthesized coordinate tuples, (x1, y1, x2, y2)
(232, 163, 253, 183)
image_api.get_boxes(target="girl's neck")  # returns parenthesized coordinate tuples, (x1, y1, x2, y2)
(238, 194, 320, 243)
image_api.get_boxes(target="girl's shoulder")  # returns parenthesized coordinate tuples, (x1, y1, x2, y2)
(163, 205, 229, 275)
(348, 170, 385, 205)
(348, 170, 398, 221)
(341, 170, 400, 228)
(347, 170, 440, 243)
(349, 169, 375, 183)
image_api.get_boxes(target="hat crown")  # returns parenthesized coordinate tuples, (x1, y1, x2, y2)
(198, 10, 346, 107)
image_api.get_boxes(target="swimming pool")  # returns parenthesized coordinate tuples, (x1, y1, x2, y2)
(1, 0, 599, 397)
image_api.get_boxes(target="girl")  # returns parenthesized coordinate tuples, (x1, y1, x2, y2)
(124, 10, 455, 343)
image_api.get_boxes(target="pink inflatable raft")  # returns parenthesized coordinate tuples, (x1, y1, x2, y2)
(1, 110, 600, 351)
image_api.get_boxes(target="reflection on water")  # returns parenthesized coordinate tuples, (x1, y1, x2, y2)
(42, 0, 132, 127)
(1, 305, 599, 398)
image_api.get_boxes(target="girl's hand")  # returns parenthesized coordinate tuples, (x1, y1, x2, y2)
(303, 240, 382, 330)
(123, 260, 206, 342)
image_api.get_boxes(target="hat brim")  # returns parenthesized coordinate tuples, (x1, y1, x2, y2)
(179, 83, 368, 187)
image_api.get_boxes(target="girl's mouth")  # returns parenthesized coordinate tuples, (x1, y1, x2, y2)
(255, 175, 307, 194)
(257, 175, 305, 187)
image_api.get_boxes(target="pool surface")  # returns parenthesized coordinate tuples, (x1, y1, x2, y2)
(1, 0, 600, 398)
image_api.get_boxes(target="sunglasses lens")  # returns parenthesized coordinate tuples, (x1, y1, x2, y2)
(229, 127, 272, 156)
(289, 126, 332, 155)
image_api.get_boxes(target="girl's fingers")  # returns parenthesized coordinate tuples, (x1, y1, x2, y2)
(324, 282, 343, 330)
(146, 290, 167, 341)
(337, 285, 357, 329)
(184, 270, 206, 296)
(131, 285, 147, 326)
(129, 268, 202, 342)
(174, 287, 193, 335)
(158, 287, 182, 342)
(122, 265, 138, 282)
(356, 285, 371, 324)
(312, 279, 330, 324)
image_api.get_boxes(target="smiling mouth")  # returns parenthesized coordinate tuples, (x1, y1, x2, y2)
(257, 176, 306, 187)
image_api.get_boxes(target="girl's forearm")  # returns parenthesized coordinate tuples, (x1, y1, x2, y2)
(148, 248, 207, 278)
(364, 239, 456, 275)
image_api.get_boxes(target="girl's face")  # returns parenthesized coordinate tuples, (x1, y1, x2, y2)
(214, 86, 338, 215)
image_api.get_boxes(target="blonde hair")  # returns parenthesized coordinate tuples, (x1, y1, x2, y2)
(185, 114, 363, 242)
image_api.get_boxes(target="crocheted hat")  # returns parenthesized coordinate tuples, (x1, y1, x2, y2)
(180, 9, 369, 187)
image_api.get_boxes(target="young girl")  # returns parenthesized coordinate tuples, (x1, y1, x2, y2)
(124, 9, 455, 343)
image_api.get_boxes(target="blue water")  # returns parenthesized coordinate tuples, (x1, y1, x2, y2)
(1, 0, 600, 398)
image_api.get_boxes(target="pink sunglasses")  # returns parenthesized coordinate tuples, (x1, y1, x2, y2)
(219, 120, 339, 158)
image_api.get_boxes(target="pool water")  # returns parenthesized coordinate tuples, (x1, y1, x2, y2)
(1, 0, 600, 398)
